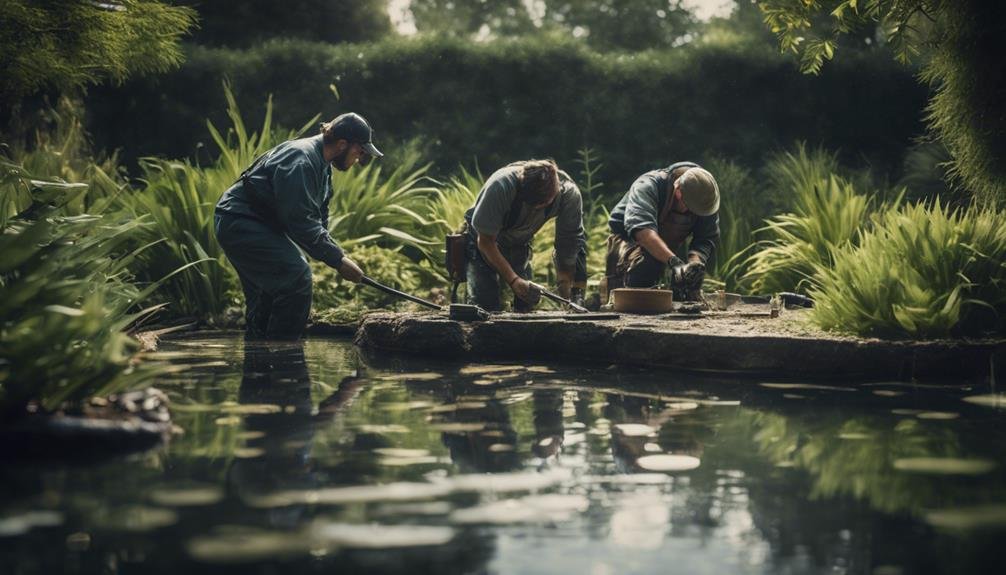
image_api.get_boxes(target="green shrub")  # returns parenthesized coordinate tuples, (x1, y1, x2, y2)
(86, 36, 928, 196)
(741, 145, 883, 294)
(0, 160, 166, 416)
(810, 201, 1006, 338)
(123, 85, 315, 321)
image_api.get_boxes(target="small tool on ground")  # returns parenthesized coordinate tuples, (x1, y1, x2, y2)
(529, 282, 589, 313)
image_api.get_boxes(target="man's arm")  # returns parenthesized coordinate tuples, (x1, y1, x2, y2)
(477, 232, 531, 299)
(273, 159, 345, 269)
(623, 174, 679, 263)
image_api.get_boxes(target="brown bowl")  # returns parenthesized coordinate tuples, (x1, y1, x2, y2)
(611, 288, 673, 314)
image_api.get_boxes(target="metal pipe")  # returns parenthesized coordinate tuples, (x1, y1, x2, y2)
(361, 276, 443, 311)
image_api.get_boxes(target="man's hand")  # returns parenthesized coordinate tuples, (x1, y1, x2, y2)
(667, 255, 688, 287)
(338, 257, 364, 283)
(668, 256, 705, 290)
(509, 277, 541, 306)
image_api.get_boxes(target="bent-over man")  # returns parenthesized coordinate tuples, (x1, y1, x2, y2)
(464, 159, 587, 312)
(214, 113, 383, 339)
(604, 162, 719, 302)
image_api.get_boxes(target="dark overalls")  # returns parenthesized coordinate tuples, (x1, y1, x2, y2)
(214, 135, 344, 339)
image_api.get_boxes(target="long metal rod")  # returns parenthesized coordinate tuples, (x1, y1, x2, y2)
(361, 276, 443, 311)
(533, 283, 589, 313)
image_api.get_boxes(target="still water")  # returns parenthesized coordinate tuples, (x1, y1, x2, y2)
(2, 335, 1006, 574)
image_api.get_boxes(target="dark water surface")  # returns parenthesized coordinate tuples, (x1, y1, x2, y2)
(3, 335, 1006, 574)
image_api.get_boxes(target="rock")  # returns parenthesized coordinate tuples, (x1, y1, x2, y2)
(355, 311, 1004, 381)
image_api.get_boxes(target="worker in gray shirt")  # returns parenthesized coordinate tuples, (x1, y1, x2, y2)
(604, 162, 719, 302)
(464, 160, 586, 312)
(214, 113, 382, 339)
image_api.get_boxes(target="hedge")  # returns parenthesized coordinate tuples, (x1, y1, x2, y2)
(86, 36, 928, 196)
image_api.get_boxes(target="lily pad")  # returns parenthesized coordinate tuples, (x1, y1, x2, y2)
(613, 423, 657, 437)
(187, 529, 312, 563)
(962, 394, 1006, 409)
(760, 383, 856, 392)
(313, 523, 454, 548)
(150, 486, 224, 507)
(916, 411, 959, 420)
(924, 505, 1006, 530)
(635, 454, 701, 472)
(893, 457, 996, 475)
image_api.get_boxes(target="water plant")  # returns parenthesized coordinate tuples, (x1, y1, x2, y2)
(810, 201, 1006, 338)
(0, 159, 166, 416)
(741, 145, 880, 294)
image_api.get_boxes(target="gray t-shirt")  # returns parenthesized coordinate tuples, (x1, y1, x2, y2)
(468, 165, 584, 268)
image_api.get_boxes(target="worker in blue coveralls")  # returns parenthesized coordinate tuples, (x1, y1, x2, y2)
(603, 162, 719, 303)
(214, 113, 383, 339)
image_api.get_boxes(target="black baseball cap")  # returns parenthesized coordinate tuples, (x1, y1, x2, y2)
(324, 112, 383, 159)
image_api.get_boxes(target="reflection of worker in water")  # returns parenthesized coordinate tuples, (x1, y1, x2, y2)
(532, 390, 564, 460)
(228, 340, 365, 526)
(606, 394, 707, 473)
(439, 396, 520, 473)
(604, 163, 719, 303)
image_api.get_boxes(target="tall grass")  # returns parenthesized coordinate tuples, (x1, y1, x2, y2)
(124, 85, 316, 321)
(0, 159, 167, 416)
(741, 145, 883, 294)
(702, 157, 757, 290)
(810, 201, 1006, 338)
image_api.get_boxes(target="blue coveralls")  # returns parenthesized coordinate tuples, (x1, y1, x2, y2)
(214, 134, 344, 338)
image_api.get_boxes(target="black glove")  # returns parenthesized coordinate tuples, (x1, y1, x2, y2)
(667, 255, 688, 287)
(681, 260, 706, 290)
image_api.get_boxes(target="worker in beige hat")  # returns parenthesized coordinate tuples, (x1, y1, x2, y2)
(603, 162, 720, 302)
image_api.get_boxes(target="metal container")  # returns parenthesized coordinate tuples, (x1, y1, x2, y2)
(611, 288, 674, 314)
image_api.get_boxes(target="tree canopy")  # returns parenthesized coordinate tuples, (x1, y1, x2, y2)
(755, 0, 1006, 202)
(177, 0, 392, 47)
(0, 0, 197, 106)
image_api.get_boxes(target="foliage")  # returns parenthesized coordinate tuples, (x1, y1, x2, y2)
(407, 0, 696, 50)
(123, 85, 315, 321)
(327, 147, 444, 266)
(176, 0, 391, 47)
(0, 158, 166, 416)
(700, 156, 758, 290)
(741, 145, 879, 294)
(312, 244, 433, 323)
(85, 36, 927, 195)
(755, 0, 1006, 204)
(810, 201, 1006, 338)
(0, 0, 197, 106)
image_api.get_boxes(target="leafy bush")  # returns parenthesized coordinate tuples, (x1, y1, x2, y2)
(810, 201, 1006, 338)
(741, 145, 883, 294)
(123, 85, 315, 321)
(0, 159, 166, 416)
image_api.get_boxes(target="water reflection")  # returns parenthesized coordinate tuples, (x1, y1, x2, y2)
(2, 335, 1006, 574)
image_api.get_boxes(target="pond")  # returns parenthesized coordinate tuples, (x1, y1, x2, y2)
(2, 334, 1006, 574)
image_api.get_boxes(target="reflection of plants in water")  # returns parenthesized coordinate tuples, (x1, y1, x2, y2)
(748, 410, 989, 516)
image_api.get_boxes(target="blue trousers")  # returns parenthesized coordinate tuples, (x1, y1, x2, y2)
(214, 213, 313, 339)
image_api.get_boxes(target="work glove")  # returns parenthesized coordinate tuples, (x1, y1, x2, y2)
(667, 255, 688, 288)
(682, 260, 706, 290)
